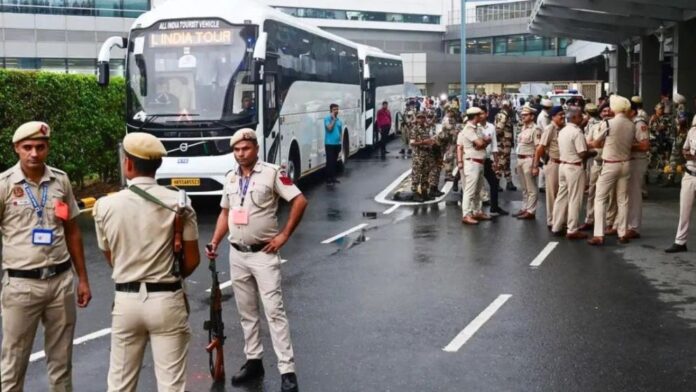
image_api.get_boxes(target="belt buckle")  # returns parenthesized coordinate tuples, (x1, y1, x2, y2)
(40, 266, 58, 280)
(241, 244, 253, 252)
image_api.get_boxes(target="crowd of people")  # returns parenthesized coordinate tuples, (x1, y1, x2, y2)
(402, 92, 696, 252)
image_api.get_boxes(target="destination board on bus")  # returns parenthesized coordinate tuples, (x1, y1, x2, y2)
(149, 30, 234, 48)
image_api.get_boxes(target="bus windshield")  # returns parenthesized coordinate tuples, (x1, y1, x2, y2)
(127, 21, 258, 126)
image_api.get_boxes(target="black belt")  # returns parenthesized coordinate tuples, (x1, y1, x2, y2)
(7, 261, 71, 280)
(687, 167, 695, 176)
(231, 242, 268, 253)
(115, 281, 182, 293)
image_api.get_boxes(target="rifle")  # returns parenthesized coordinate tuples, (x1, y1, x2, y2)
(171, 189, 187, 277)
(203, 244, 225, 382)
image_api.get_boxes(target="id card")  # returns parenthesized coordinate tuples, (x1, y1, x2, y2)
(32, 228, 54, 246)
(231, 207, 249, 225)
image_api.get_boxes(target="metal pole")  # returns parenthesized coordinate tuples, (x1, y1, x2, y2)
(460, 0, 467, 111)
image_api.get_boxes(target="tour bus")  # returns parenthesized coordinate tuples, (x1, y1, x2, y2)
(358, 45, 405, 147)
(97, 0, 372, 195)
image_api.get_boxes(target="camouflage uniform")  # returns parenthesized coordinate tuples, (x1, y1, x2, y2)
(668, 127, 689, 183)
(440, 117, 462, 180)
(425, 111, 441, 191)
(410, 122, 432, 196)
(649, 114, 675, 172)
(494, 109, 514, 183)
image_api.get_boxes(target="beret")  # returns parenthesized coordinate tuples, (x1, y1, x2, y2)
(123, 132, 167, 160)
(550, 106, 565, 117)
(13, 121, 51, 143)
(230, 128, 258, 147)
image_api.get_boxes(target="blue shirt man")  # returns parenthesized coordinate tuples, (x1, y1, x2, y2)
(323, 104, 342, 184)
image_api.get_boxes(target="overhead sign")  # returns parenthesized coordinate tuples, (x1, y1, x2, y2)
(158, 19, 223, 30)
(149, 29, 233, 48)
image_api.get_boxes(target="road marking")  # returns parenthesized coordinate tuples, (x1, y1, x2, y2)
(374, 167, 458, 207)
(529, 242, 559, 267)
(374, 169, 412, 204)
(321, 223, 369, 244)
(30, 328, 112, 362)
(383, 204, 400, 215)
(443, 294, 512, 353)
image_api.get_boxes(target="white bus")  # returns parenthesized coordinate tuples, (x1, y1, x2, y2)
(358, 45, 404, 147)
(98, 0, 373, 194)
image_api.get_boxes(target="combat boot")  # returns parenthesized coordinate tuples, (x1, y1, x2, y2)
(506, 182, 517, 191)
(231, 359, 264, 385)
(429, 187, 444, 197)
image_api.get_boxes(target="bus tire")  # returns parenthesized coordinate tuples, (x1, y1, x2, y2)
(337, 132, 349, 173)
(288, 143, 301, 182)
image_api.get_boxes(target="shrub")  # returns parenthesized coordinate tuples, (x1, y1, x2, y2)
(0, 69, 125, 186)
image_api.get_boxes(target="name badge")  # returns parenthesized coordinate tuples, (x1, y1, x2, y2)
(231, 207, 249, 225)
(32, 228, 54, 246)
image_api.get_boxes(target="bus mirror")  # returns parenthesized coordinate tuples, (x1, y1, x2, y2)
(249, 59, 264, 85)
(97, 61, 110, 86)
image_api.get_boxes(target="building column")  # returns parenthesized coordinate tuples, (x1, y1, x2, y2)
(640, 35, 661, 114)
(673, 18, 696, 112)
(615, 48, 633, 96)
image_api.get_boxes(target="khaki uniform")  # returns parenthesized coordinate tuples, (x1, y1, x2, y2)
(0, 163, 81, 392)
(537, 110, 551, 189)
(540, 123, 561, 226)
(593, 114, 635, 238)
(459, 123, 486, 217)
(94, 177, 198, 392)
(552, 124, 588, 233)
(516, 123, 542, 214)
(674, 127, 696, 245)
(628, 118, 649, 232)
(220, 161, 302, 375)
(585, 120, 617, 226)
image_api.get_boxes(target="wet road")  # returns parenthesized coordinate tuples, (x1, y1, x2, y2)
(17, 139, 696, 391)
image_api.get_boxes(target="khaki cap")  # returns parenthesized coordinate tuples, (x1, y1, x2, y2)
(12, 121, 51, 143)
(674, 93, 686, 105)
(123, 132, 167, 160)
(630, 96, 642, 104)
(521, 105, 537, 114)
(585, 103, 598, 113)
(466, 107, 483, 115)
(609, 95, 631, 114)
(541, 99, 553, 108)
(230, 128, 257, 147)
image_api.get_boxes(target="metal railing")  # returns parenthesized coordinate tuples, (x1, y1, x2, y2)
(0, 1, 147, 17)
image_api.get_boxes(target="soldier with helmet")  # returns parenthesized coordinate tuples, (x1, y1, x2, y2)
(0, 121, 92, 391)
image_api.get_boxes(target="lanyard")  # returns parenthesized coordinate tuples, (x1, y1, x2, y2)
(238, 175, 252, 206)
(24, 182, 48, 225)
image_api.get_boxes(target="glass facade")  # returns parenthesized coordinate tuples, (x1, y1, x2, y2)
(447, 35, 572, 57)
(2, 57, 125, 76)
(449, 0, 533, 25)
(0, 0, 148, 17)
(275, 7, 440, 25)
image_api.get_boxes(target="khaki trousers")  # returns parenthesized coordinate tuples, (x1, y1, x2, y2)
(594, 161, 631, 238)
(544, 162, 560, 226)
(628, 158, 649, 232)
(229, 247, 295, 374)
(517, 157, 538, 214)
(1, 269, 76, 392)
(585, 162, 617, 225)
(108, 289, 190, 392)
(675, 174, 696, 245)
(552, 164, 586, 233)
(462, 160, 484, 216)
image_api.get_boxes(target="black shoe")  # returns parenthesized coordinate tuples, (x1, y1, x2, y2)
(539, 187, 546, 194)
(231, 359, 264, 385)
(281, 373, 299, 392)
(399, 149, 405, 154)
(665, 243, 687, 253)
(429, 188, 444, 197)
(498, 186, 504, 192)
(490, 207, 509, 216)
(506, 183, 517, 191)
(483, 200, 491, 206)
(452, 182, 459, 192)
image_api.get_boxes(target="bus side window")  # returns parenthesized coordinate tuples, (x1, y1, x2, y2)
(264, 74, 278, 137)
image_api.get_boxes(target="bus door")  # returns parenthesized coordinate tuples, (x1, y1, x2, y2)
(264, 71, 281, 164)
(363, 77, 377, 146)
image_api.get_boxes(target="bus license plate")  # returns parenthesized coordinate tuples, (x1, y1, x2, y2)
(171, 178, 200, 187)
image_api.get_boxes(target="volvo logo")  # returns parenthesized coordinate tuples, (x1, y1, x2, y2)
(180, 142, 189, 152)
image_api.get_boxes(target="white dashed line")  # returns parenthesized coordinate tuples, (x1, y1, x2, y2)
(30, 328, 112, 362)
(443, 294, 512, 353)
(321, 223, 369, 244)
(383, 204, 401, 215)
(529, 242, 559, 267)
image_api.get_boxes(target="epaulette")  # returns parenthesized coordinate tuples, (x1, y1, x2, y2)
(0, 169, 12, 181)
(48, 165, 67, 176)
(258, 161, 281, 172)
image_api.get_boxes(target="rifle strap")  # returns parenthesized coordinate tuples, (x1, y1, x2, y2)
(129, 185, 176, 212)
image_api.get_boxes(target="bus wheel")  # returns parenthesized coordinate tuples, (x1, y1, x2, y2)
(288, 144, 301, 182)
(337, 133, 349, 173)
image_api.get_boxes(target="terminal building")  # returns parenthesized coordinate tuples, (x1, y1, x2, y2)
(1, 0, 693, 110)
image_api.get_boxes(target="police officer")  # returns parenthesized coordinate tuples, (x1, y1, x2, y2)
(626, 99, 651, 239)
(207, 129, 307, 392)
(495, 100, 517, 191)
(665, 115, 696, 253)
(410, 112, 434, 202)
(0, 121, 92, 392)
(515, 105, 542, 220)
(93, 132, 199, 392)
(588, 95, 636, 245)
(458, 107, 491, 225)
(551, 107, 590, 239)
(533, 106, 565, 229)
